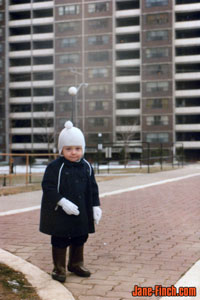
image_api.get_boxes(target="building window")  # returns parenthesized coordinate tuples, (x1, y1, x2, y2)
(146, 98, 169, 109)
(146, 115, 169, 126)
(117, 84, 140, 93)
(144, 64, 170, 76)
(145, 13, 169, 25)
(88, 133, 111, 144)
(146, 30, 168, 41)
(58, 5, 80, 16)
(88, 101, 109, 111)
(146, 47, 169, 58)
(88, 51, 109, 62)
(88, 68, 108, 78)
(0, 13, 3, 21)
(88, 84, 109, 96)
(146, 82, 169, 92)
(57, 102, 72, 112)
(57, 87, 69, 97)
(60, 38, 78, 48)
(117, 100, 140, 109)
(88, 2, 109, 13)
(146, 133, 169, 143)
(57, 22, 79, 33)
(88, 19, 109, 30)
(117, 116, 140, 126)
(88, 35, 109, 46)
(145, 0, 168, 8)
(88, 117, 109, 127)
(59, 54, 79, 64)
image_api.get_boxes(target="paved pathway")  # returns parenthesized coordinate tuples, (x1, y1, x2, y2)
(0, 165, 200, 300)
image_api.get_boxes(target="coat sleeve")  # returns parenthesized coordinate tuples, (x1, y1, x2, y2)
(90, 167, 100, 207)
(41, 163, 63, 210)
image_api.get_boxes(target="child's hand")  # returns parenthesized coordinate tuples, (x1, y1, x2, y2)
(58, 198, 80, 216)
(93, 206, 102, 225)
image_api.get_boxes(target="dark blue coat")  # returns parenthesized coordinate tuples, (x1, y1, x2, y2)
(39, 157, 100, 238)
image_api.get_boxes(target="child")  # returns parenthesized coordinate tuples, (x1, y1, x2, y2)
(40, 121, 102, 282)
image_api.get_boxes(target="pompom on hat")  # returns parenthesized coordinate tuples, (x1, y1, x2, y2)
(58, 121, 86, 155)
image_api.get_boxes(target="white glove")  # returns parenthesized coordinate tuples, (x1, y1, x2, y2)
(58, 198, 79, 216)
(93, 206, 102, 225)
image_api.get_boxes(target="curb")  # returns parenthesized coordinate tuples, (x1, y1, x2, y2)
(160, 260, 200, 300)
(0, 248, 75, 300)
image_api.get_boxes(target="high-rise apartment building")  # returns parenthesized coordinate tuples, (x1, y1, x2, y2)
(1, 0, 200, 160)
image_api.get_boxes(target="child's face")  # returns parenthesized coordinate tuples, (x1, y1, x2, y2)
(62, 146, 83, 162)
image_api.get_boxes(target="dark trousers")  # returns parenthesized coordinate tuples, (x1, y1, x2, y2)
(51, 234, 88, 249)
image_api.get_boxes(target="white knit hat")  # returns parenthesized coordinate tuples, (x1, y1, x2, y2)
(58, 121, 85, 155)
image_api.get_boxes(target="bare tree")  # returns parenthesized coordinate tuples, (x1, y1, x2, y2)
(117, 125, 138, 167)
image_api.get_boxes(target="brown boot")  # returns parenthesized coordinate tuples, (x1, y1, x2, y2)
(52, 246, 67, 282)
(67, 245, 91, 277)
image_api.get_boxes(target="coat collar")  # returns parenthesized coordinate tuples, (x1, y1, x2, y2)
(60, 156, 84, 168)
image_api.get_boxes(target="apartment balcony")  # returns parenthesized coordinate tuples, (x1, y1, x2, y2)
(9, 80, 54, 88)
(176, 107, 200, 114)
(9, 65, 54, 73)
(175, 3, 200, 13)
(116, 58, 140, 67)
(33, 49, 54, 56)
(116, 92, 141, 99)
(116, 76, 140, 83)
(175, 37, 200, 47)
(116, 109, 140, 116)
(9, 35, 31, 42)
(9, 33, 54, 43)
(176, 124, 200, 131)
(9, 17, 53, 27)
(10, 112, 54, 119)
(32, 96, 54, 103)
(9, 97, 32, 104)
(180, 141, 200, 149)
(175, 20, 200, 30)
(116, 125, 141, 132)
(9, 19, 32, 27)
(175, 89, 200, 97)
(9, 66, 32, 73)
(175, 72, 200, 80)
(9, 50, 32, 58)
(10, 112, 31, 119)
(9, 49, 54, 58)
(11, 128, 32, 134)
(9, 4, 31, 12)
(9, 96, 54, 104)
(116, 42, 140, 50)
(9, 1, 54, 11)
(11, 143, 54, 150)
(175, 55, 200, 63)
(11, 127, 54, 134)
(116, 9, 140, 18)
(116, 26, 140, 34)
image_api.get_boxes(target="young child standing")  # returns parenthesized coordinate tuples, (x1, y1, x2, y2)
(40, 121, 102, 283)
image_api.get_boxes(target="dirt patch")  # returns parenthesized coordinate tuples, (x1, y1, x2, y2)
(0, 263, 42, 300)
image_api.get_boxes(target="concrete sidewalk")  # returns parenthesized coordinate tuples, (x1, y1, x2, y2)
(1, 164, 200, 300)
